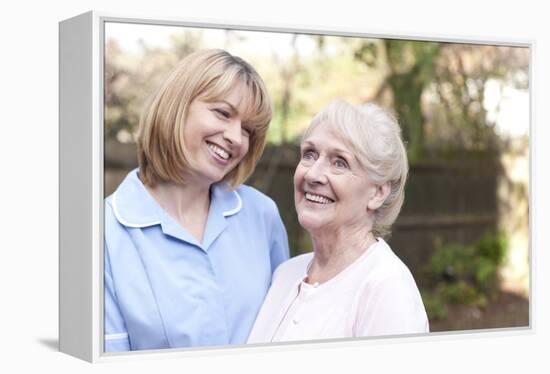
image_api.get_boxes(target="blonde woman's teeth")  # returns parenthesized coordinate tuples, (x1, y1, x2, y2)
(208, 143, 230, 160)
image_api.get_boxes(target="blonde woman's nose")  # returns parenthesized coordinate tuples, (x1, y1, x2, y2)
(223, 120, 243, 146)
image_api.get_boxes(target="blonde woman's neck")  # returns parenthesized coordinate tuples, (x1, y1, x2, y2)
(145, 180, 211, 243)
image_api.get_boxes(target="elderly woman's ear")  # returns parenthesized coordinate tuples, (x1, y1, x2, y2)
(367, 181, 391, 211)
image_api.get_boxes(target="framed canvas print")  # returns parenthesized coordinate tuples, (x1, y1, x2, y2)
(59, 10, 531, 363)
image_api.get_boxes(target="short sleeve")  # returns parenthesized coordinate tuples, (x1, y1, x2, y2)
(104, 240, 131, 352)
(268, 202, 290, 274)
(354, 271, 429, 337)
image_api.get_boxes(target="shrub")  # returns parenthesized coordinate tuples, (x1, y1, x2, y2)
(420, 231, 507, 320)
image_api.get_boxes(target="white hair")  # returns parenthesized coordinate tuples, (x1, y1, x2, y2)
(303, 99, 409, 238)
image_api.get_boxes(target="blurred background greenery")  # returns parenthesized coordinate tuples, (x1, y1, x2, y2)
(104, 22, 530, 333)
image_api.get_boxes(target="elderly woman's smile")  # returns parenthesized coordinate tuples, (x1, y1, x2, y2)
(293, 124, 377, 233)
(304, 191, 334, 204)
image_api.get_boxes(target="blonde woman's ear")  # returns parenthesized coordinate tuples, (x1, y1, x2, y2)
(367, 182, 391, 211)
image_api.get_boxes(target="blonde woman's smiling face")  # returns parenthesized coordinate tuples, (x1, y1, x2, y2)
(183, 84, 254, 186)
(293, 124, 379, 234)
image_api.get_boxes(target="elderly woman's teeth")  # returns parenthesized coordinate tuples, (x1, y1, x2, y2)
(305, 192, 332, 204)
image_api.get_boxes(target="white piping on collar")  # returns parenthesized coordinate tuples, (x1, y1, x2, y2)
(112, 189, 161, 228)
(222, 190, 242, 217)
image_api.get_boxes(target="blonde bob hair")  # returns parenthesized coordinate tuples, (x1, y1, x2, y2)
(137, 49, 272, 188)
(303, 100, 409, 238)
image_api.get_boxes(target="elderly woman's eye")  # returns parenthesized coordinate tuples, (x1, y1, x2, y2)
(334, 158, 349, 169)
(302, 150, 315, 160)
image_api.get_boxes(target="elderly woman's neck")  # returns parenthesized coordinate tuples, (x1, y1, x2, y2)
(307, 225, 377, 284)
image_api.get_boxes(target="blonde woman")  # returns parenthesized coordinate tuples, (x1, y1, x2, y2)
(248, 100, 428, 343)
(104, 49, 289, 351)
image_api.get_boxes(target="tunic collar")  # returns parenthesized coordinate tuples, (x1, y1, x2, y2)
(111, 169, 242, 250)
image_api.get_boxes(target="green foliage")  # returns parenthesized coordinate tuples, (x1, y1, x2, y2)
(477, 231, 507, 264)
(439, 280, 487, 307)
(420, 231, 507, 320)
(420, 289, 448, 320)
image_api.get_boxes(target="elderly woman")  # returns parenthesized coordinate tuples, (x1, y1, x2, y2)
(104, 49, 289, 352)
(247, 100, 428, 343)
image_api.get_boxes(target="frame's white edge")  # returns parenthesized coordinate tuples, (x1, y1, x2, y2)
(93, 10, 103, 363)
(59, 10, 103, 363)
(97, 326, 532, 363)
(95, 9, 532, 47)
(59, 10, 93, 362)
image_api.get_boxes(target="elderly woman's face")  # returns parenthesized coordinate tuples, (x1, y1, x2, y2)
(183, 84, 254, 186)
(294, 123, 379, 233)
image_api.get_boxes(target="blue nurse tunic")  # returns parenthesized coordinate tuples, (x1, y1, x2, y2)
(104, 169, 289, 352)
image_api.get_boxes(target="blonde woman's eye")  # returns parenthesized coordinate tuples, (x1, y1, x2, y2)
(213, 108, 230, 118)
(242, 126, 253, 136)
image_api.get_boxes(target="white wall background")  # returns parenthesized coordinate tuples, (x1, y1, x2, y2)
(1, 0, 547, 372)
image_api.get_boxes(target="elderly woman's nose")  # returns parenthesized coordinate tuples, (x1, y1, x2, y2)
(304, 159, 328, 184)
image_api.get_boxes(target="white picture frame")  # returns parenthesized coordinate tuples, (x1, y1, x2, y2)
(59, 10, 532, 363)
